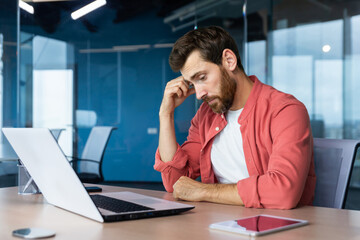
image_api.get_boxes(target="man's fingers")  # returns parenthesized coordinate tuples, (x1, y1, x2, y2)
(175, 88, 181, 98)
(172, 181, 179, 199)
(167, 82, 192, 99)
(161, 76, 195, 114)
(166, 76, 184, 87)
(178, 83, 189, 96)
(165, 76, 196, 99)
(165, 85, 183, 98)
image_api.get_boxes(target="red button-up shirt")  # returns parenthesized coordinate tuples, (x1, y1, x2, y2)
(154, 76, 316, 209)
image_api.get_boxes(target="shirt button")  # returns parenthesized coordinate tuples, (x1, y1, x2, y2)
(215, 127, 219, 131)
(221, 114, 224, 118)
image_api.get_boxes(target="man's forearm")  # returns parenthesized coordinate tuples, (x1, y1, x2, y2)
(173, 176, 244, 205)
(202, 183, 244, 205)
(158, 113, 178, 163)
(158, 76, 195, 163)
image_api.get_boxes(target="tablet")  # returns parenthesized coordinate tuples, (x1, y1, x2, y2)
(209, 214, 308, 236)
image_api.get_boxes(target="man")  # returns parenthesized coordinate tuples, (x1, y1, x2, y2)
(154, 26, 316, 209)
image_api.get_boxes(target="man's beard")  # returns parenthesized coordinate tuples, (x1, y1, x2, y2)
(202, 66, 237, 114)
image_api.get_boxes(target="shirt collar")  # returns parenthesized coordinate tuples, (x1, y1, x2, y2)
(238, 75, 263, 123)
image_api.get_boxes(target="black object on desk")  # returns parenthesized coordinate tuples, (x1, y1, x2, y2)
(85, 186, 102, 192)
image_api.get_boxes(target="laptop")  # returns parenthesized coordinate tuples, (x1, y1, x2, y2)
(2, 128, 194, 223)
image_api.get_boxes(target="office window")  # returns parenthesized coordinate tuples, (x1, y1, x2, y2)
(247, 40, 266, 83)
(272, 55, 313, 114)
(270, 20, 344, 138)
(33, 69, 73, 156)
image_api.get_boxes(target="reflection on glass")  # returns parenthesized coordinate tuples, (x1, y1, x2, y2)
(236, 215, 300, 232)
(270, 19, 345, 138)
(247, 40, 266, 82)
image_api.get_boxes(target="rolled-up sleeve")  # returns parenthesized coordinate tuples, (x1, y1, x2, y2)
(237, 103, 313, 209)
(154, 112, 203, 192)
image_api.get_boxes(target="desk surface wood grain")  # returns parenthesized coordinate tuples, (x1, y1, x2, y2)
(1, 185, 360, 240)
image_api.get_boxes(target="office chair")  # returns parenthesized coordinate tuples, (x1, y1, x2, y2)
(313, 138, 360, 208)
(69, 126, 116, 184)
(50, 128, 65, 141)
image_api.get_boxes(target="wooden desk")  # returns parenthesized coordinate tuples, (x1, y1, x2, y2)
(1, 185, 360, 239)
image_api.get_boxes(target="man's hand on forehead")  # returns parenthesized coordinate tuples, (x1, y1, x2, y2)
(183, 79, 194, 89)
(159, 76, 196, 115)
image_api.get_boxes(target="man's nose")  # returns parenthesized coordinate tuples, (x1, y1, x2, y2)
(195, 86, 206, 100)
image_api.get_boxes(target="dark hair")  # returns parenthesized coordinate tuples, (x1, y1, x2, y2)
(169, 26, 244, 72)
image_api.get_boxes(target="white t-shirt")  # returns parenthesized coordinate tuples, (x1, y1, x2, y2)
(210, 108, 249, 184)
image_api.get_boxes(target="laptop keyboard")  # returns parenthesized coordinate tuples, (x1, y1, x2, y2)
(90, 194, 154, 213)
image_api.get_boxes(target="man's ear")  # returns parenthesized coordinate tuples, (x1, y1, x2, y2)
(222, 49, 237, 71)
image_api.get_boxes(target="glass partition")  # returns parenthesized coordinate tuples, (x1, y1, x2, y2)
(0, 0, 18, 131)
(0, 0, 18, 187)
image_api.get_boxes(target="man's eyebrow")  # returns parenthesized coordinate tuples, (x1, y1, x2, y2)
(184, 71, 205, 82)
